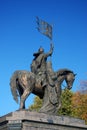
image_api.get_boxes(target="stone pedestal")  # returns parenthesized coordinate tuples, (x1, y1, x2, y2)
(0, 110, 87, 130)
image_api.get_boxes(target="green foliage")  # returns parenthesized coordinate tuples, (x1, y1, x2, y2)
(29, 96, 42, 112)
(58, 89, 73, 116)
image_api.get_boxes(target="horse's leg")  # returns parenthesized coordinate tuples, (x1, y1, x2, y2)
(20, 88, 31, 109)
(19, 72, 35, 109)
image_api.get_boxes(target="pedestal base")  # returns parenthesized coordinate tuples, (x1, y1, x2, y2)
(0, 110, 87, 130)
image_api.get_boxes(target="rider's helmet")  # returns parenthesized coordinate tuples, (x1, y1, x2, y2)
(33, 47, 44, 56)
(38, 47, 44, 53)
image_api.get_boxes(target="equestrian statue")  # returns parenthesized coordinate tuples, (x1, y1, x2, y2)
(10, 18, 76, 115)
(10, 43, 76, 115)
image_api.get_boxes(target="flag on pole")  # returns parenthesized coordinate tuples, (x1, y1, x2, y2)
(36, 17, 52, 40)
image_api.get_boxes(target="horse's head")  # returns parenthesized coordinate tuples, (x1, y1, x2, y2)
(57, 69, 76, 90)
(65, 72, 76, 90)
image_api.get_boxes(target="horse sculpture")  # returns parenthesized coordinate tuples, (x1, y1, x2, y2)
(10, 62, 76, 114)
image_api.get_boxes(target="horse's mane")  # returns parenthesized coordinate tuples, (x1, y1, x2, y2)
(46, 62, 73, 76)
(56, 68, 73, 76)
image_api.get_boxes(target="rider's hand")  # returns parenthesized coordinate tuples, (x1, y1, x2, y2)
(50, 43, 54, 51)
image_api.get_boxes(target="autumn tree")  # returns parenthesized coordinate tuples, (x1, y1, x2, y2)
(71, 80, 87, 124)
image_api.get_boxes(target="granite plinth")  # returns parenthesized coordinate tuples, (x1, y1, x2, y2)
(0, 110, 87, 130)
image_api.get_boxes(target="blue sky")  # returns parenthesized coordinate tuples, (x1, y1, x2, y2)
(0, 0, 87, 116)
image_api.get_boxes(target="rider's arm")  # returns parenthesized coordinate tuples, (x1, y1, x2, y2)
(46, 43, 54, 57)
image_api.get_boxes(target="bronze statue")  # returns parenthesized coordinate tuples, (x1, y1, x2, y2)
(10, 18, 76, 115)
(10, 50, 76, 114)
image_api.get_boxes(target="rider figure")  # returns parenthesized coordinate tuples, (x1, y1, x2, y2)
(31, 43, 54, 88)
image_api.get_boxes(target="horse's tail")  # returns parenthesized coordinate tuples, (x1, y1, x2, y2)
(10, 71, 19, 104)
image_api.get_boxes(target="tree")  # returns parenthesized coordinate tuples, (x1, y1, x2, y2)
(58, 89, 73, 116)
(29, 96, 42, 112)
(71, 80, 87, 124)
